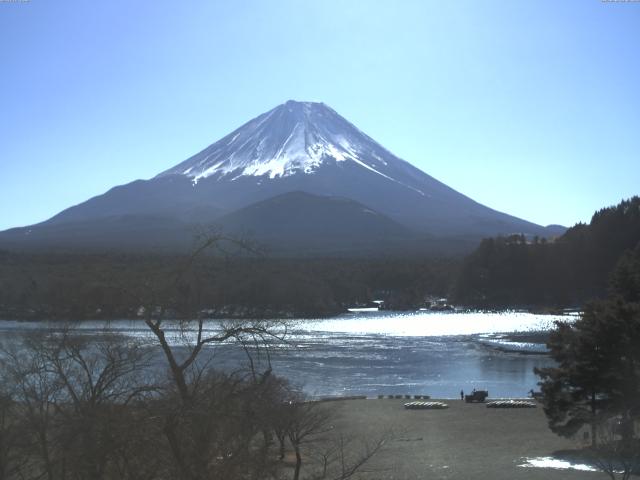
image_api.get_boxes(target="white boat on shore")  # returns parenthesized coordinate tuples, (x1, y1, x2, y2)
(347, 299, 385, 313)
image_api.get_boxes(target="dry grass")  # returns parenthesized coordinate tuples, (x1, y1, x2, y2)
(323, 398, 608, 480)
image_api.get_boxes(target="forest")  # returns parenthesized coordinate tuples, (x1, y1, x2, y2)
(453, 196, 640, 309)
(0, 249, 458, 320)
(1, 197, 638, 320)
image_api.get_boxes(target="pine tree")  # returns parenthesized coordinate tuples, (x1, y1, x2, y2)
(535, 247, 640, 447)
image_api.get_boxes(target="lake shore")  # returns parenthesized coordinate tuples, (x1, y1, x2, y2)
(320, 398, 604, 480)
(0, 306, 580, 322)
(0, 312, 563, 398)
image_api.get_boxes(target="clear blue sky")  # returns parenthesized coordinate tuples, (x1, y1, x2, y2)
(1, 0, 638, 230)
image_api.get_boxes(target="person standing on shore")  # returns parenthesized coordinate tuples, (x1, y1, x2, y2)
(460, 390, 464, 400)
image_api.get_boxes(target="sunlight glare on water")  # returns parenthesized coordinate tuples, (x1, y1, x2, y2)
(0, 311, 574, 397)
(302, 311, 569, 337)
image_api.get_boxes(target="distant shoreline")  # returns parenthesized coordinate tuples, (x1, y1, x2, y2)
(0, 307, 579, 323)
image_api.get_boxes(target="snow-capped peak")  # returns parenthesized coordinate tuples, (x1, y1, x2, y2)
(157, 100, 418, 190)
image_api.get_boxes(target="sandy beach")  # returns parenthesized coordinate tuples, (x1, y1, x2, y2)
(320, 398, 606, 480)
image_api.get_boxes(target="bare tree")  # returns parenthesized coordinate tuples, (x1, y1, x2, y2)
(0, 329, 158, 480)
(116, 233, 293, 479)
(274, 394, 391, 480)
(1, 333, 63, 480)
(42, 331, 156, 480)
(587, 413, 640, 480)
(312, 433, 389, 480)
(286, 400, 335, 480)
(0, 388, 28, 480)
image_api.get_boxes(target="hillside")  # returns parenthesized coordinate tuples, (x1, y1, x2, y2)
(453, 196, 640, 308)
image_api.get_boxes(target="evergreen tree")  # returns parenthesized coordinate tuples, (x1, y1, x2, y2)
(454, 196, 640, 308)
(610, 244, 640, 303)
(535, 245, 640, 447)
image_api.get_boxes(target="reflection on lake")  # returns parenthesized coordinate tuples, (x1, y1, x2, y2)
(0, 311, 571, 399)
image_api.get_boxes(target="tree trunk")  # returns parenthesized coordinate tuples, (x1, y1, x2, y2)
(38, 429, 55, 480)
(590, 390, 597, 448)
(145, 319, 190, 402)
(276, 432, 286, 460)
(163, 417, 194, 480)
(293, 444, 302, 480)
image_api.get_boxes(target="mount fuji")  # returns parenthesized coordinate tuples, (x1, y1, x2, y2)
(0, 100, 562, 254)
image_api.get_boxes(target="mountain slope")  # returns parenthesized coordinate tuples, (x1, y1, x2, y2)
(0, 214, 199, 252)
(216, 191, 423, 255)
(0, 100, 563, 254)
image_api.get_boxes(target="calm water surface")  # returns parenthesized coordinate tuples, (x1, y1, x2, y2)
(0, 311, 571, 399)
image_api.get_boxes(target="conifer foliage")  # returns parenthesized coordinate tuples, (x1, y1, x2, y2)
(455, 196, 640, 308)
(536, 245, 640, 476)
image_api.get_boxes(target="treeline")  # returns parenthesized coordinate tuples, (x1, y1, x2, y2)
(4, 197, 637, 318)
(0, 250, 459, 320)
(453, 196, 640, 308)
(534, 238, 640, 477)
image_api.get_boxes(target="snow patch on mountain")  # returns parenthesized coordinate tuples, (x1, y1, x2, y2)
(157, 100, 425, 195)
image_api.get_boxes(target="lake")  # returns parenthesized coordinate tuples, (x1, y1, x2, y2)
(0, 310, 572, 399)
